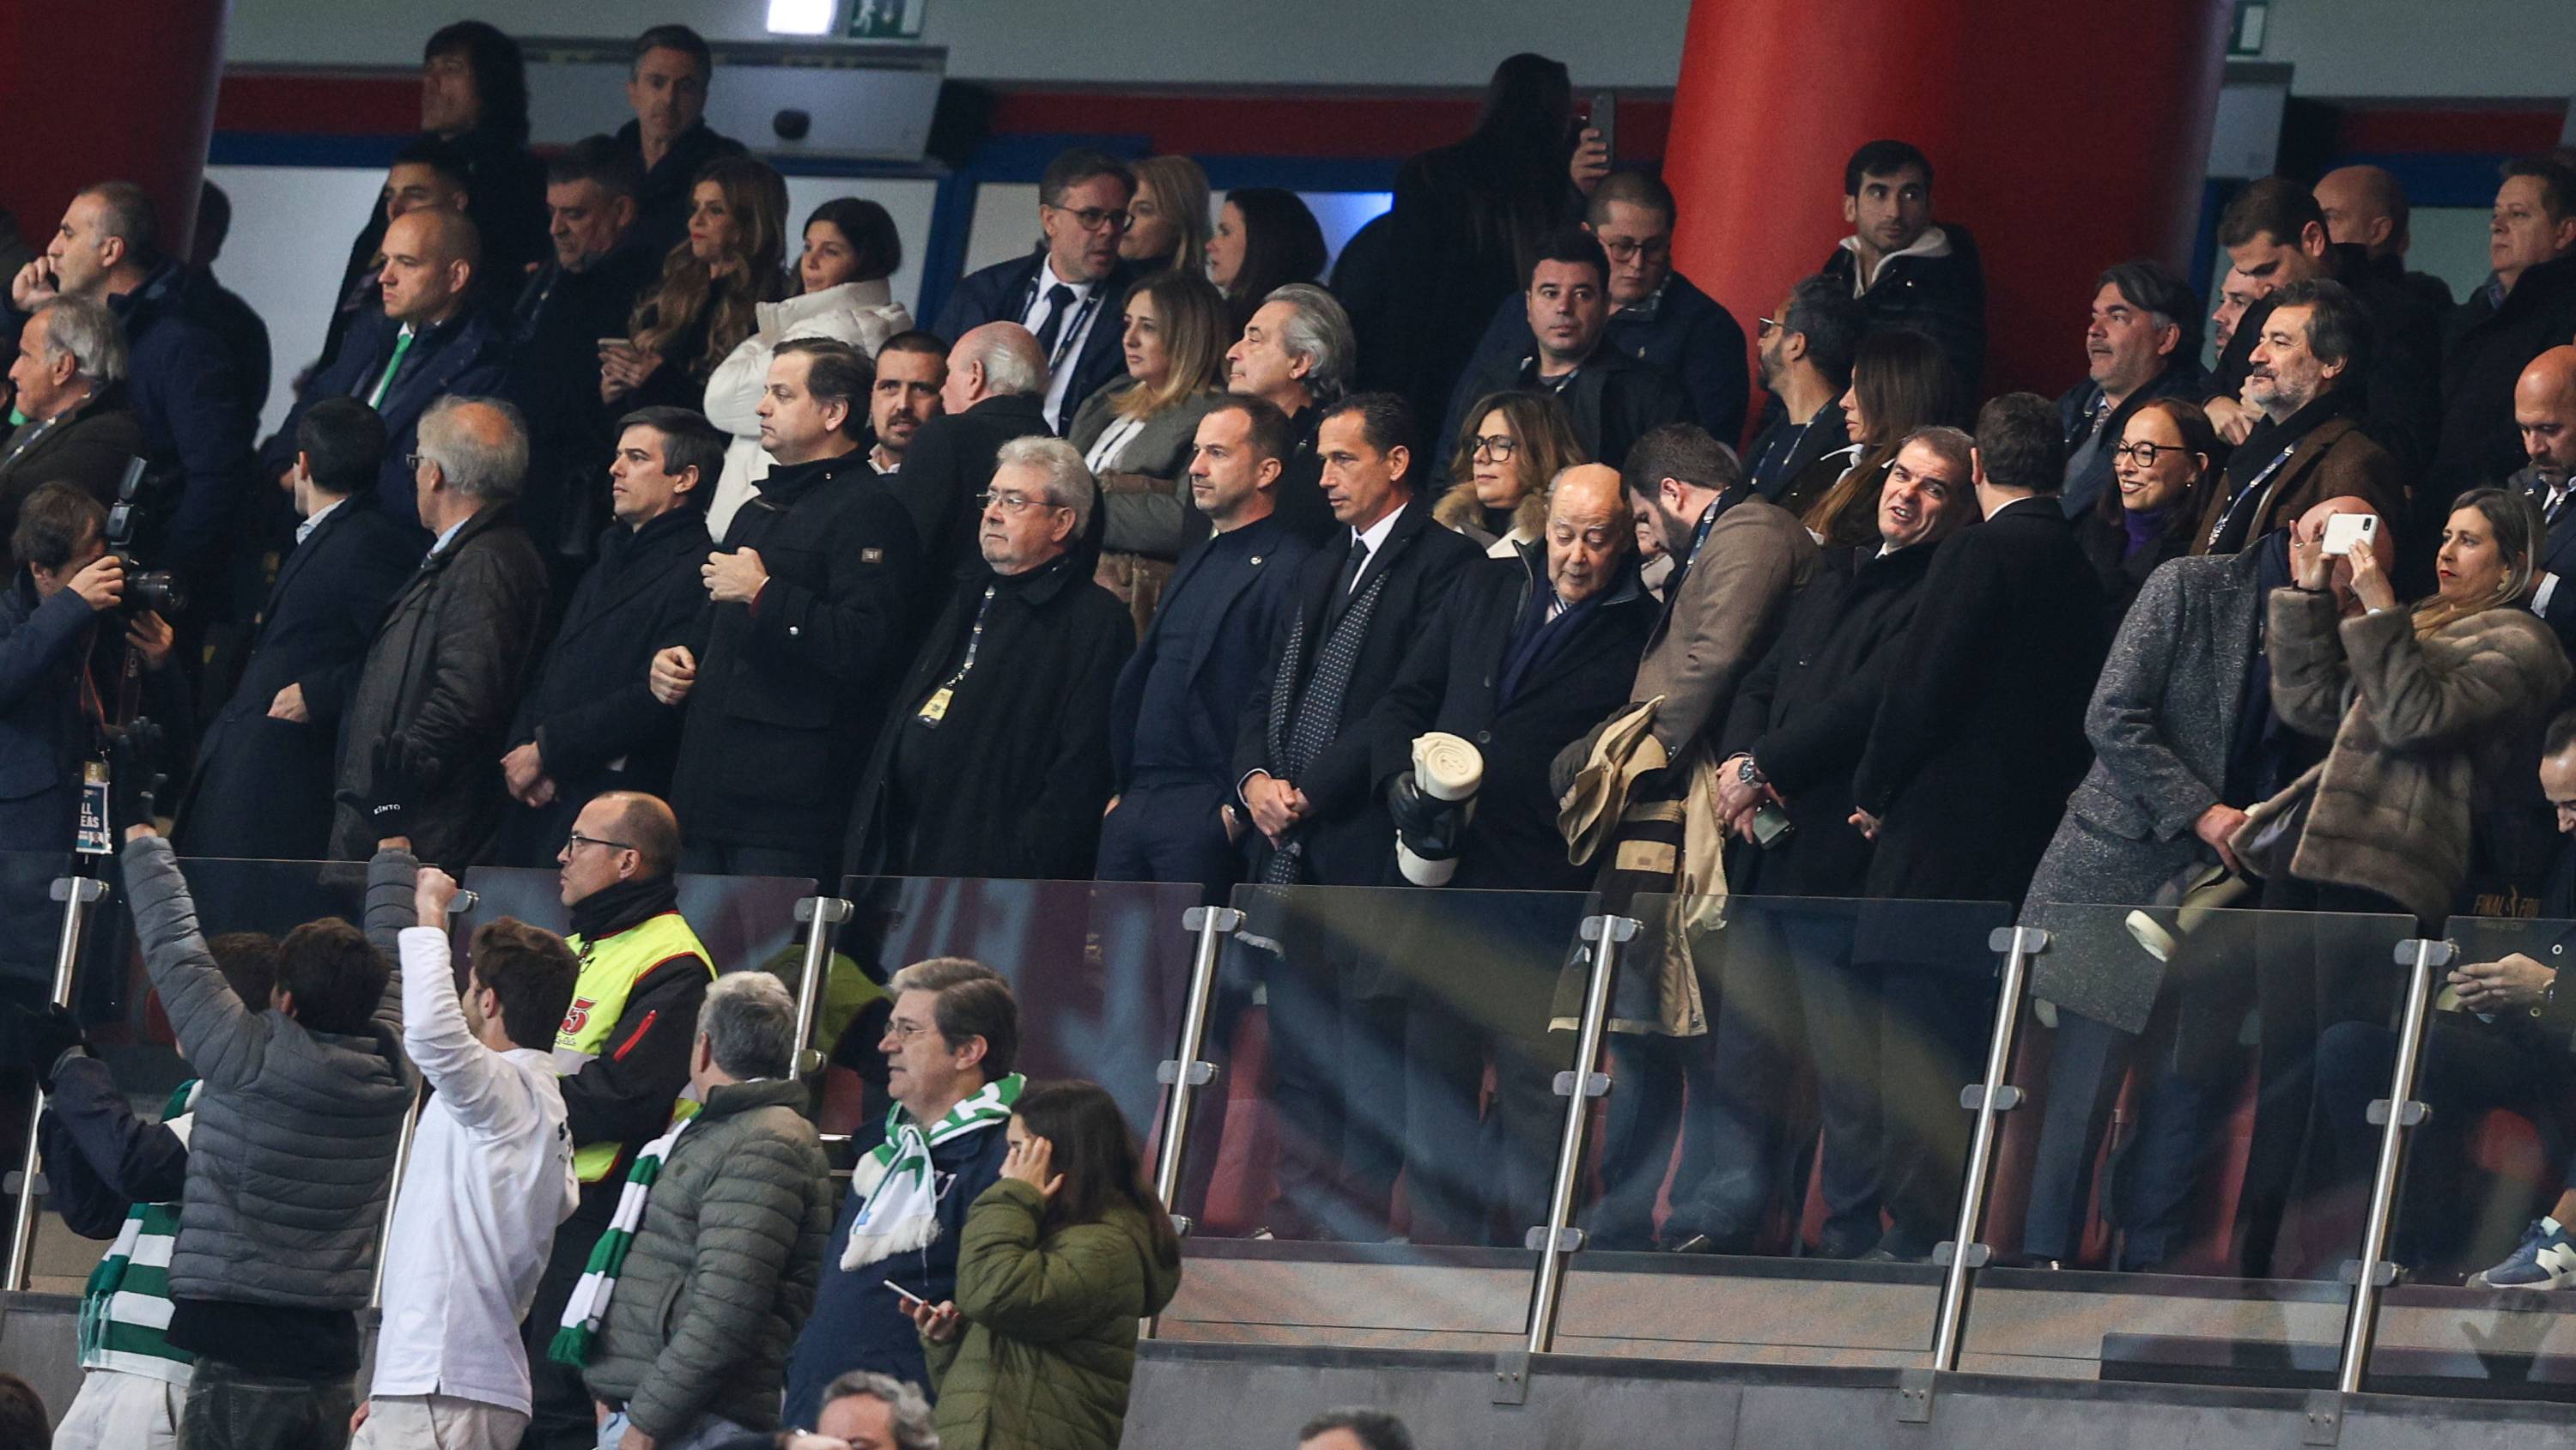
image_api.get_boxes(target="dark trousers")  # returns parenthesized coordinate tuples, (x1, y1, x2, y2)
(1662, 912, 1806, 1247)
(1338, 992, 1410, 1235)
(1589, 1029, 1706, 1249)
(1786, 911, 1884, 1252)
(518, 1205, 611, 1450)
(2022, 999, 2240, 1266)
(182, 1356, 356, 1450)
(1870, 967, 1999, 1257)
(1257, 908, 1353, 1240)
(1097, 781, 1239, 906)
(677, 840, 837, 888)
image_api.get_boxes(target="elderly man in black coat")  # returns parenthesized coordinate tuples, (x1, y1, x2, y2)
(844, 436, 1133, 880)
(1233, 392, 1484, 1241)
(1846, 394, 2109, 1260)
(328, 396, 547, 865)
(174, 399, 414, 861)
(495, 407, 715, 865)
(1364, 462, 1652, 1243)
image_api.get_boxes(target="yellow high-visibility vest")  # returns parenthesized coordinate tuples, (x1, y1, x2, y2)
(556, 911, 715, 1183)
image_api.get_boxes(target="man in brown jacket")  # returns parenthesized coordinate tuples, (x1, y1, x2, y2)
(2194, 277, 2409, 557)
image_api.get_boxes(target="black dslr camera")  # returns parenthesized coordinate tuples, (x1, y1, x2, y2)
(104, 457, 185, 616)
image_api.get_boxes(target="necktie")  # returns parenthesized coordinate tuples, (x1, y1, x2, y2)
(1325, 533, 1370, 624)
(1031, 283, 1078, 359)
(367, 326, 417, 409)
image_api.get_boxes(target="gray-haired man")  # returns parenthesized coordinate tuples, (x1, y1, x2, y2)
(1225, 282, 1352, 543)
(0, 294, 141, 537)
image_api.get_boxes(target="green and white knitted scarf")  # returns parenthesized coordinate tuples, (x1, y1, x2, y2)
(78, 1080, 200, 1380)
(549, 1113, 693, 1366)
(838, 1073, 1024, 1271)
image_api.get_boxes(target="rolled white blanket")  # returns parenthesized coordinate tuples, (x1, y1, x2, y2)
(1413, 731, 1483, 802)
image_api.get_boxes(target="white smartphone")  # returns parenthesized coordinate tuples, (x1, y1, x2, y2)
(2321, 513, 2379, 557)
(883, 1278, 929, 1309)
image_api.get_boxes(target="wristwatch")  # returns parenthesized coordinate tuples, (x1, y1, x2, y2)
(1737, 756, 1766, 787)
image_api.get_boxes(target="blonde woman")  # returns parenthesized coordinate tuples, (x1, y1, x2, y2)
(1119, 155, 1211, 279)
(1066, 270, 1230, 630)
(1433, 390, 1584, 558)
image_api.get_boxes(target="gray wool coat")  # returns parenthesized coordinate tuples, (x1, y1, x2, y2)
(129, 835, 419, 1309)
(2233, 589, 2571, 925)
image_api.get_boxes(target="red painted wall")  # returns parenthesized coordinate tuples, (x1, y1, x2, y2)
(0, 0, 230, 262)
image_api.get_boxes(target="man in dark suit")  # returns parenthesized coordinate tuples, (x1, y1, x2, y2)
(261, 208, 514, 531)
(886, 324, 1050, 575)
(173, 400, 415, 861)
(2512, 347, 2576, 652)
(2056, 261, 2207, 519)
(495, 408, 716, 866)
(1364, 462, 1653, 1243)
(1743, 275, 1863, 513)
(932, 149, 1139, 435)
(1848, 392, 2110, 1259)
(1234, 392, 1483, 1240)
(0, 296, 143, 541)
(612, 26, 749, 259)
(2424, 157, 2576, 549)
(1819, 141, 1986, 393)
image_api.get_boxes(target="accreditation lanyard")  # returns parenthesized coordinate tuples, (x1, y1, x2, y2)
(913, 584, 999, 729)
(1024, 276, 1103, 373)
(2203, 439, 2300, 552)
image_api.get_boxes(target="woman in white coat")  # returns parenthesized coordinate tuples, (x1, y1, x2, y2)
(703, 197, 913, 534)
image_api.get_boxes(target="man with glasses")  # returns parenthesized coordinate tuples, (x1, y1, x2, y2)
(932, 148, 1140, 434)
(1743, 275, 1867, 511)
(519, 789, 715, 1450)
(846, 436, 1133, 879)
(1448, 172, 1750, 451)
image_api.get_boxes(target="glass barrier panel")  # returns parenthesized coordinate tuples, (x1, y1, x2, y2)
(3, 848, 79, 1292)
(1552, 894, 2011, 1368)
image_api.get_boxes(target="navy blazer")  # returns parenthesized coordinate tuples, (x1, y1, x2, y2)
(1109, 513, 1315, 792)
(932, 248, 1139, 434)
(2518, 465, 2576, 656)
(260, 306, 516, 529)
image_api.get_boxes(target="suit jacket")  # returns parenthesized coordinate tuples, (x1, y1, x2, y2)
(264, 306, 517, 530)
(0, 387, 145, 541)
(1108, 513, 1315, 792)
(885, 392, 1052, 577)
(1719, 541, 1936, 898)
(1854, 496, 2109, 912)
(0, 572, 98, 850)
(173, 499, 418, 860)
(1437, 345, 1689, 473)
(2427, 254, 2576, 524)
(1368, 549, 1653, 895)
(2517, 465, 2576, 655)
(1235, 493, 1485, 889)
(1449, 271, 1751, 451)
(932, 249, 1139, 434)
(103, 259, 258, 584)
(2190, 407, 2407, 558)
(2203, 243, 2444, 478)
(503, 240, 663, 555)
(2055, 357, 2209, 521)
(329, 506, 548, 865)
(1619, 494, 1820, 762)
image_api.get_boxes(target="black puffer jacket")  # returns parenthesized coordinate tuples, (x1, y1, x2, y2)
(1820, 221, 1989, 392)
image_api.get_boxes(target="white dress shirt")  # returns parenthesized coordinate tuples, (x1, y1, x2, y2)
(294, 497, 345, 547)
(1344, 505, 1403, 592)
(1018, 257, 1102, 429)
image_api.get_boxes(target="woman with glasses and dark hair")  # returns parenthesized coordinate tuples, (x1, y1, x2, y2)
(1066, 270, 1232, 634)
(1206, 187, 1328, 334)
(1434, 390, 1585, 557)
(2076, 397, 2221, 622)
(1796, 326, 1966, 548)
(602, 156, 791, 414)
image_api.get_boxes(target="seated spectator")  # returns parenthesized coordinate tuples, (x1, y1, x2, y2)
(1298, 1410, 1414, 1450)
(1208, 186, 1327, 335)
(656, 340, 921, 882)
(1820, 139, 1986, 391)
(1439, 226, 1685, 472)
(1797, 326, 1964, 548)
(330, 397, 548, 865)
(0, 295, 140, 538)
(602, 157, 790, 415)
(116, 806, 417, 1449)
(173, 398, 415, 862)
(30, 931, 275, 1450)
(317, 135, 476, 374)
(2314, 163, 2453, 312)
(905, 1080, 1182, 1450)
(2236, 488, 2569, 1275)
(1224, 282, 1353, 543)
(769, 1373, 937, 1450)
(1120, 156, 1212, 281)
(861, 331, 948, 480)
(2194, 277, 2407, 555)
(934, 149, 1140, 434)
(262, 206, 514, 530)
(354, 867, 580, 1450)
(1067, 270, 1230, 633)
(1743, 275, 1865, 512)
(3, 488, 126, 850)
(1432, 389, 1584, 556)
(2076, 397, 2221, 623)
(885, 324, 1050, 573)
(615, 25, 750, 258)
(563, 972, 833, 1448)
(497, 408, 718, 865)
(1454, 171, 1751, 452)
(2425, 156, 2576, 543)
(785, 959, 1021, 1424)
(846, 438, 1133, 881)
(2516, 346, 2576, 652)
(2057, 260, 2206, 519)
(704, 197, 914, 531)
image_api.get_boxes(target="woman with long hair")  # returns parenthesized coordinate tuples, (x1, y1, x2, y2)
(702, 196, 916, 532)
(1120, 155, 1212, 280)
(908, 1080, 1183, 1450)
(2079, 397, 2220, 623)
(1066, 270, 1232, 632)
(1795, 327, 1965, 548)
(1434, 390, 1585, 557)
(601, 155, 790, 413)
(1206, 187, 1327, 334)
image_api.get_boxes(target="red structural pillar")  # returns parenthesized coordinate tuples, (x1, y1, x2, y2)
(0, 0, 230, 264)
(1663, 0, 2233, 407)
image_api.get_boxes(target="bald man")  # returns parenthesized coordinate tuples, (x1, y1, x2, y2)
(260, 206, 516, 528)
(2513, 348, 2576, 649)
(884, 321, 1052, 573)
(1363, 460, 1656, 1242)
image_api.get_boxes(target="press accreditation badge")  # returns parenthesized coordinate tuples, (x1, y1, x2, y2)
(76, 761, 113, 855)
(915, 687, 953, 727)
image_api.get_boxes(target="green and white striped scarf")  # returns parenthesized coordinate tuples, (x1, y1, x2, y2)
(79, 1081, 200, 1383)
(838, 1074, 1024, 1271)
(549, 1113, 693, 1367)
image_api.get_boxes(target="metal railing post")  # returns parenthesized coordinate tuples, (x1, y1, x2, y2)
(1925, 924, 2047, 1374)
(790, 895, 856, 1076)
(1516, 913, 1635, 1373)
(372, 888, 477, 1309)
(4, 875, 107, 1292)
(1151, 906, 1241, 1233)
(2332, 936, 2450, 1398)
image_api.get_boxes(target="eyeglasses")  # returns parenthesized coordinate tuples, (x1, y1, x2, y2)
(884, 1019, 933, 1043)
(1755, 317, 1781, 338)
(2111, 440, 2191, 468)
(977, 489, 1067, 515)
(563, 830, 638, 854)
(405, 452, 434, 471)
(1049, 205, 1133, 234)
(1599, 236, 1671, 264)
(1470, 434, 1519, 460)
